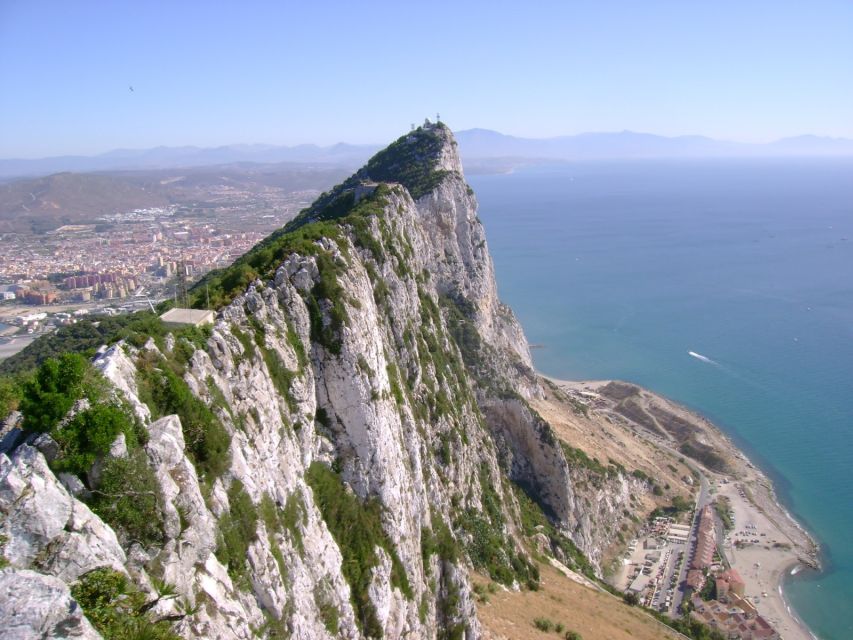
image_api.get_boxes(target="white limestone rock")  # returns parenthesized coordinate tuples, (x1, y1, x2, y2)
(94, 344, 151, 425)
(0, 445, 74, 567)
(0, 445, 126, 581)
(0, 125, 652, 639)
(0, 568, 101, 640)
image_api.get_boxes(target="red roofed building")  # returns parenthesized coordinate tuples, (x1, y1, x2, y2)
(692, 597, 781, 640)
(690, 505, 717, 570)
(716, 567, 746, 598)
(686, 569, 705, 591)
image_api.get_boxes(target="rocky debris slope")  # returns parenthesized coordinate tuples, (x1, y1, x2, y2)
(0, 124, 653, 639)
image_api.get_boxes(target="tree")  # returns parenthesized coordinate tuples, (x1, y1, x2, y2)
(623, 591, 640, 606)
(19, 353, 88, 432)
(0, 376, 22, 419)
(52, 404, 131, 475)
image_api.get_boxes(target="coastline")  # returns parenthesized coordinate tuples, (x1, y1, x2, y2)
(546, 376, 821, 640)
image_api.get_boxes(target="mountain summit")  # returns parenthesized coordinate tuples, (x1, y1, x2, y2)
(1, 125, 696, 640)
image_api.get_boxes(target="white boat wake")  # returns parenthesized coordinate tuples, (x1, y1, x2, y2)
(688, 351, 718, 365)
(687, 350, 773, 394)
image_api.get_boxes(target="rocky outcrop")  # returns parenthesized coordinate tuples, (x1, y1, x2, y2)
(0, 124, 647, 638)
(0, 569, 100, 640)
(0, 445, 126, 582)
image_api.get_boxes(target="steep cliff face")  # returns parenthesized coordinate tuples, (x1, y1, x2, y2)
(0, 124, 647, 639)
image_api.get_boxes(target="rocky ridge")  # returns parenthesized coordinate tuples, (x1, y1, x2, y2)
(0, 124, 660, 639)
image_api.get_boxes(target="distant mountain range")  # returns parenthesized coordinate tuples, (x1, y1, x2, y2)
(2, 130, 852, 180)
(454, 129, 853, 160)
(0, 143, 380, 180)
(0, 164, 351, 234)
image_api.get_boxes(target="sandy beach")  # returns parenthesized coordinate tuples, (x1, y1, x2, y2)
(716, 467, 818, 640)
(547, 377, 820, 640)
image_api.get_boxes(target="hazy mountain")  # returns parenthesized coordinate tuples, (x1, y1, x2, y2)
(0, 163, 351, 233)
(0, 142, 380, 179)
(0, 172, 170, 234)
(454, 128, 853, 160)
(4, 130, 852, 181)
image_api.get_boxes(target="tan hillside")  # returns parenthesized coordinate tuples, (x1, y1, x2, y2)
(476, 563, 682, 640)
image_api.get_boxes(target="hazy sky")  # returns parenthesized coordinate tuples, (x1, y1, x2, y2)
(2, 0, 852, 157)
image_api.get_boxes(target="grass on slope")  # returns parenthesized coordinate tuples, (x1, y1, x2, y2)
(474, 563, 683, 640)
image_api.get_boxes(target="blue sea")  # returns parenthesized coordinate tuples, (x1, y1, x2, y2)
(469, 159, 853, 640)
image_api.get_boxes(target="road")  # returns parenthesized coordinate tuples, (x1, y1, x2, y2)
(670, 468, 711, 614)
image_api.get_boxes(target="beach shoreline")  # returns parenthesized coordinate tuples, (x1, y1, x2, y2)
(546, 376, 821, 640)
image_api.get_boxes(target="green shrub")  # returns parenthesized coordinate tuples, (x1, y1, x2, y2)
(0, 533, 9, 568)
(650, 495, 693, 520)
(281, 493, 305, 553)
(632, 468, 649, 482)
(699, 574, 716, 601)
(359, 125, 451, 199)
(19, 352, 89, 432)
(453, 470, 526, 587)
(52, 404, 134, 476)
(713, 498, 734, 531)
(89, 450, 164, 547)
(649, 610, 727, 640)
(306, 462, 411, 637)
(0, 376, 21, 418)
(511, 482, 596, 578)
(533, 617, 553, 631)
(421, 517, 461, 569)
(136, 355, 230, 481)
(258, 342, 297, 411)
(216, 479, 258, 585)
(462, 511, 510, 583)
(314, 584, 341, 635)
(679, 441, 727, 473)
(386, 363, 404, 405)
(175, 324, 212, 352)
(231, 325, 256, 361)
(560, 442, 612, 477)
(565, 631, 582, 640)
(260, 491, 305, 555)
(71, 568, 180, 640)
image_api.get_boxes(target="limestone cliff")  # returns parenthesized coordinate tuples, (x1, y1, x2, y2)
(0, 124, 659, 639)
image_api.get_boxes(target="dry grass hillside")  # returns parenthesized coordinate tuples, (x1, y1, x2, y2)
(476, 563, 683, 640)
(531, 377, 698, 570)
(534, 378, 695, 494)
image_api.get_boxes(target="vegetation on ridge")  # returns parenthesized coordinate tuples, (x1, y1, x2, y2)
(215, 479, 259, 588)
(0, 309, 191, 376)
(287, 121, 455, 228)
(71, 568, 181, 640)
(13, 352, 165, 546)
(190, 123, 454, 311)
(306, 461, 412, 638)
(136, 348, 231, 481)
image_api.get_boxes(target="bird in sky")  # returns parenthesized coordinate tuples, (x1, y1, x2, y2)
(129, 85, 134, 92)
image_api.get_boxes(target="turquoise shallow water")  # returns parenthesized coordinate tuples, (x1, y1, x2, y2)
(468, 159, 853, 640)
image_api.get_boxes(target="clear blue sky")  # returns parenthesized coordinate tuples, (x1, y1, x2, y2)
(1, 0, 852, 157)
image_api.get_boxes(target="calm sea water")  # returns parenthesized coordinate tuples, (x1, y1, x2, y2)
(469, 159, 853, 640)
